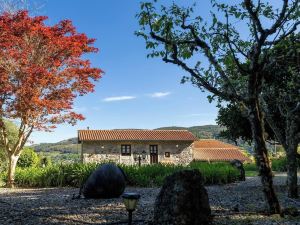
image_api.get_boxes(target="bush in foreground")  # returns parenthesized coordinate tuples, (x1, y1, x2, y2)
(2, 162, 240, 188)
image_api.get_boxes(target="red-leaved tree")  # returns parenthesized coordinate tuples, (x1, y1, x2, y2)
(0, 11, 103, 187)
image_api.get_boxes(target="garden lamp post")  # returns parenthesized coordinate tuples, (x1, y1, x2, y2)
(133, 150, 146, 166)
(122, 192, 141, 225)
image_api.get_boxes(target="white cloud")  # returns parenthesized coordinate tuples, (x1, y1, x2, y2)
(149, 92, 171, 98)
(103, 96, 136, 102)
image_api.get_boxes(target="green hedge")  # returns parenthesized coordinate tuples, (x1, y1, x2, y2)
(1, 162, 240, 188)
(271, 157, 300, 172)
(244, 157, 300, 173)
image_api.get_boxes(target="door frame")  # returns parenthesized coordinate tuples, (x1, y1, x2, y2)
(149, 145, 158, 164)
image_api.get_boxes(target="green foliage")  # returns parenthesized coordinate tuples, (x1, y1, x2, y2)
(2, 162, 240, 188)
(40, 156, 52, 167)
(244, 158, 300, 173)
(271, 157, 300, 172)
(271, 158, 288, 172)
(245, 171, 258, 177)
(190, 161, 240, 184)
(122, 164, 185, 186)
(244, 163, 257, 172)
(17, 147, 40, 168)
(216, 103, 276, 144)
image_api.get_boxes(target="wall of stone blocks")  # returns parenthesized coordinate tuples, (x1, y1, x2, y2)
(81, 140, 194, 165)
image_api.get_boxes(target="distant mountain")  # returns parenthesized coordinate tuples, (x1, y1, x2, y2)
(155, 125, 223, 139)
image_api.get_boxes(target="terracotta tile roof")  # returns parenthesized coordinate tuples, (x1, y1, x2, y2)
(193, 139, 239, 149)
(193, 139, 250, 162)
(78, 129, 197, 142)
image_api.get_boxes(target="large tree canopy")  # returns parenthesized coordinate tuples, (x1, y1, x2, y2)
(136, 0, 299, 214)
(0, 11, 103, 187)
(217, 34, 300, 197)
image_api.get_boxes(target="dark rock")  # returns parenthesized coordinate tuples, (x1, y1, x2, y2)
(82, 163, 126, 199)
(154, 169, 211, 225)
(230, 159, 245, 181)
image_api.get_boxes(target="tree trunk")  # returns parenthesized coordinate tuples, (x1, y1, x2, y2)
(7, 154, 19, 188)
(248, 101, 281, 214)
(265, 113, 299, 198)
(286, 143, 298, 198)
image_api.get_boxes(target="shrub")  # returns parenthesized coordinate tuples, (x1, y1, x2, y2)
(17, 147, 39, 168)
(243, 158, 300, 173)
(190, 161, 240, 184)
(243, 163, 257, 171)
(3, 162, 241, 188)
(271, 157, 288, 172)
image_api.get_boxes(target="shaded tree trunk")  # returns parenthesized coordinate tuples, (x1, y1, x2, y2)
(286, 142, 298, 198)
(248, 101, 281, 214)
(265, 113, 299, 199)
(285, 116, 299, 198)
(7, 154, 19, 188)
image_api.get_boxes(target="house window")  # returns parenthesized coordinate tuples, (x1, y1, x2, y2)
(150, 145, 158, 154)
(121, 145, 131, 156)
(165, 152, 170, 158)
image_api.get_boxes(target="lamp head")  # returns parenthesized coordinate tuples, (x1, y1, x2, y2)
(141, 150, 146, 160)
(122, 192, 141, 211)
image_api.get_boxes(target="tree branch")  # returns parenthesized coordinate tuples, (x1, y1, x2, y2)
(180, 19, 241, 99)
(264, 21, 300, 45)
(244, 0, 264, 34)
(224, 12, 250, 74)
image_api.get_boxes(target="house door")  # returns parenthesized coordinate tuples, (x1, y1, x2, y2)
(150, 145, 158, 164)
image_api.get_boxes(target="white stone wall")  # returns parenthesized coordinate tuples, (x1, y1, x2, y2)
(81, 141, 193, 165)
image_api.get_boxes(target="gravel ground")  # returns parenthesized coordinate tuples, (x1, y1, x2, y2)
(0, 174, 299, 225)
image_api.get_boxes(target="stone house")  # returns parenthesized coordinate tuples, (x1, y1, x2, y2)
(78, 129, 197, 165)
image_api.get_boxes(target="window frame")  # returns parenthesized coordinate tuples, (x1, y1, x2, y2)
(165, 152, 171, 158)
(121, 144, 131, 156)
(150, 145, 158, 154)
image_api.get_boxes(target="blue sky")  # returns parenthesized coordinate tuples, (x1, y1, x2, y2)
(27, 0, 284, 144)
(28, 0, 222, 144)
(23, 0, 285, 145)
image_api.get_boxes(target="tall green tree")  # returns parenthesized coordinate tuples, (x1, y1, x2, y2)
(217, 35, 300, 199)
(136, 0, 299, 213)
(263, 35, 300, 198)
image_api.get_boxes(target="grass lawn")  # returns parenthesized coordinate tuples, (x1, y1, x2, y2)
(245, 170, 258, 177)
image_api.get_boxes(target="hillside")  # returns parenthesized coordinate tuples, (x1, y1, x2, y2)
(32, 138, 80, 163)
(32, 137, 79, 154)
(155, 125, 223, 139)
